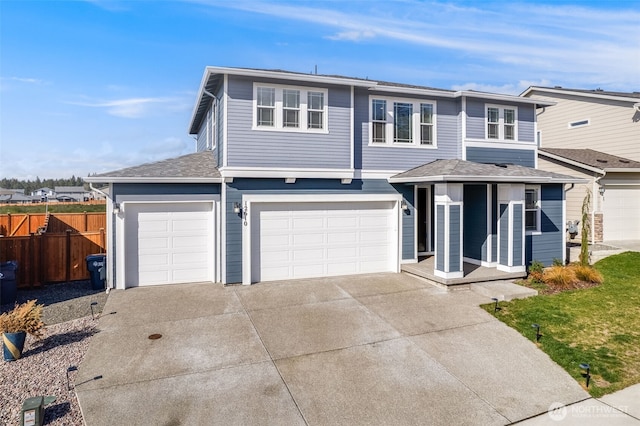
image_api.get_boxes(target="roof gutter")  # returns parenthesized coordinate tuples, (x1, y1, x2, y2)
(85, 177, 224, 184)
(388, 175, 588, 184)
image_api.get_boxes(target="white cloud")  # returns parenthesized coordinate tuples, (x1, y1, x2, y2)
(452, 79, 553, 96)
(67, 96, 188, 118)
(326, 30, 375, 42)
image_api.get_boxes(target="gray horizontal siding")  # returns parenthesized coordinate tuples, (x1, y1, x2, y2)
(112, 183, 220, 197)
(499, 204, 509, 265)
(225, 178, 413, 284)
(466, 147, 535, 168)
(225, 75, 351, 169)
(466, 98, 535, 142)
(513, 204, 523, 266)
(196, 112, 209, 152)
(357, 88, 460, 170)
(436, 205, 445, 271)
(526, 184, 563, 267)
(449, 205, 461, 272)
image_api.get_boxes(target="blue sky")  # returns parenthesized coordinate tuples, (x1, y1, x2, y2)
(1, 0, 638, 180)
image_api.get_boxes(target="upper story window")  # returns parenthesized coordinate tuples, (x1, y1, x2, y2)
(253, 84, 328, 132)
(525, 186, 541, 233)
(370, 96, 437, 147)
(487, 105, 517, 141)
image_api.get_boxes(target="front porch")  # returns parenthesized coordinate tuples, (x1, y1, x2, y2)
(401, 256, 527, 288)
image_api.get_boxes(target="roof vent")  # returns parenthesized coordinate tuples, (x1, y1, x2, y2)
(554, 86, 562, 88)
(619, 159, 630, 164)
(596, 159, 608, 163)
(595, 88, 603, 92)
(494, 163, 508, 168)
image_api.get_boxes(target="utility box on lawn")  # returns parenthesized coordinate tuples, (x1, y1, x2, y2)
(0, 261, 18, 305)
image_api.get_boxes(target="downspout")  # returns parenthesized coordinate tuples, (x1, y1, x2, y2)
(89, 182, 113, 292)
(593, 171, 607, 244)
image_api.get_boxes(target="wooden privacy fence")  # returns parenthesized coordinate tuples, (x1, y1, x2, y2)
(0, 212, 106, 237)
(0, 229, 106, 288)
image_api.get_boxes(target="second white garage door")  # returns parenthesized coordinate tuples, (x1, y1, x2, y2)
(125, 202, 214, 287)
(251, 201, 397, 282)
(603, 185, 640, 241)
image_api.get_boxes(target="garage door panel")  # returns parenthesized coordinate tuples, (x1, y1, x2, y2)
(252, 201, 397, 282)
(125, 202, 214, 287)
(603, 186, 640, 241)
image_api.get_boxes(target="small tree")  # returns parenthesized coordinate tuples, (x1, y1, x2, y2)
(579, 189, 591, 266)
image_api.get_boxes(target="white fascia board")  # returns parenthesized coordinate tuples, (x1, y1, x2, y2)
(538, 151, 604, 174)
(188, 68, 216, 134)
(460, 91, 556, 107)
(355, 170, 406, 180)
(388, 175, 588, 184)
(219, 167, 354, 180)
(85, 177, 223, 184)
(603, 168, 640, 173)
(521, 86, 640, 103)
(205, 66, 377, 87)
(242, 193, 402, 203)
(369, 85, 456, 98)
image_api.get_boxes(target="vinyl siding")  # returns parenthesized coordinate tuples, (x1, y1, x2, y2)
(436, 205, 445, 271)
(527, 91, 640, 162)
(449, 205, 461, 271)
(112, 183, 220, 197)
(225, 75, 351, 168)
(356, 88, 460, 170)
(196, 112, 209, 152)
(466, 98, 536, 142)
(526, 184, 564, 267)
(466, 147, 536, 167)
(224, 178, 412, 284)
(491, 185, 498, 262)
(513, 204, 523, 265)
(463, 185, 487, 260)
(499, 204, 509, 265)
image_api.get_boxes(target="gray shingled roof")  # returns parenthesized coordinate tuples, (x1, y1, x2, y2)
(389, 159, 585, 183)
(531, 87, 640, 99)
(88, 151, 221, 182)
(539, 149, 640, 171)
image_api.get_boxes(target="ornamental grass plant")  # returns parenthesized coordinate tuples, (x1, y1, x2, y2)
(0, 300, 45, 338)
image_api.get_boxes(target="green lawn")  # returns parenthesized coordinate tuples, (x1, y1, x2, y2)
(483, 251, 640, 397)
(0, 203, 106, 214)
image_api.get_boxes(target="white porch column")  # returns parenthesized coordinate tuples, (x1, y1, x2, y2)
(497, 184, 526, 273)
(434, 183, 464, 279)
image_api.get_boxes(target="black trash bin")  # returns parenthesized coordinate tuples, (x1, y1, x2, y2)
(86, 254, 106, 290)
(0, 261, 18, 305)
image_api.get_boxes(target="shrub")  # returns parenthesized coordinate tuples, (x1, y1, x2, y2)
(0, 300, 45, 338)
(573, 264, 604, 284)
(528, 260, 545, 284)
(552, 258, 564, 267)
(543, 265, 578, 288)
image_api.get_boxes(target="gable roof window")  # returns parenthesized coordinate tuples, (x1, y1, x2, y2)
(487, 105, 517, 141)
(253, 84, 328, 132)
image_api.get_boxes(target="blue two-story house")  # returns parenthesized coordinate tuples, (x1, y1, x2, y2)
(87, 67, 583, 290)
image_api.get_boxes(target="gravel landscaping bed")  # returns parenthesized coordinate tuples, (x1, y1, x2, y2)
(1, 281, 108, 425)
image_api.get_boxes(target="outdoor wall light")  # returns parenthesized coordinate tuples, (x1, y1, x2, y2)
(599, 185, 605, 196)
(532, 323, 542, 342)
(400, 201, 409, 211)
(112, 203, 121, 214)
(233, 202, 242, 214)
(579, 363, 591, 388)
(491, 297, 501, 313)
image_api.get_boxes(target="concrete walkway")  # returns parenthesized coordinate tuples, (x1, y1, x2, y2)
(76, 274, 598, 425)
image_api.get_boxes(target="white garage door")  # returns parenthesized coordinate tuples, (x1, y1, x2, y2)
(251, 201, 397, 282)
(125, 203, 214, 286)
(603, 186, 640, 241)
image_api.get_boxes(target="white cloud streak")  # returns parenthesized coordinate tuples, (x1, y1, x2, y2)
(67, 96, 187, 118)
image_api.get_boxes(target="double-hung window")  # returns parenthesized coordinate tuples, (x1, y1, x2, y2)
(370, 97, 436, 147)
(254, 84, 327, 132)
(486, 105, 517, 141)
(525, 186, 541, 232)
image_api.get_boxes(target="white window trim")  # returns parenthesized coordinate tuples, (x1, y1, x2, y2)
(568, 119, 590, 129)
(252, 83, 328, 133)
(486, 104, 518, 141)
(525, 185, 542, 235)
(208, 100, 217, 150)
(368, 96, 437, 148)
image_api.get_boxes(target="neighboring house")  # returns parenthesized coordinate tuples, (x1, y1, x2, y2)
(0, 188, 36, 204)
(87, 67, 582, 290)
(31, 187, 55, 201)
(54, 186, 91, 202)
(522, 87, 640, 242)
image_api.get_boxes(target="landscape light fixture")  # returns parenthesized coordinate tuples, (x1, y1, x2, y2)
(579, 363, 591, 388)
(90, 301, 98, 320)
(491, 298, 501, 313)
(532, 323, 542, 342)
(66, 366, 78, 391)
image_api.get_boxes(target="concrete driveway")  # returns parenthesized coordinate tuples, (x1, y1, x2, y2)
(75, 274, 589, 425)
